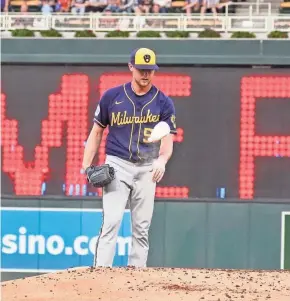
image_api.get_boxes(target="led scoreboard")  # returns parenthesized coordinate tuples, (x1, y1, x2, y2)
(1, 66, 290, 199)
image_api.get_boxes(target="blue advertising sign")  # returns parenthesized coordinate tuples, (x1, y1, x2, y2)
(0, 208, 132, 272)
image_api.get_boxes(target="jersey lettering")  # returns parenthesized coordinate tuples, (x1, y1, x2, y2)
(143, 128, 153, 143)
(111, 110, 160, 126)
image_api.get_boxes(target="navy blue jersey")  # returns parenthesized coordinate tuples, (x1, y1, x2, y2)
(94, 82, 177, 163)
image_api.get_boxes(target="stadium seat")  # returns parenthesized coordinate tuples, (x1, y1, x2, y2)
(10, 0, 22, 7)
(171, 0, 186, 7)
(10, 0, 41, 12)
(280, 0, 290, 14)
(168, 0, 186, 13)
(10, 0, 41, 6)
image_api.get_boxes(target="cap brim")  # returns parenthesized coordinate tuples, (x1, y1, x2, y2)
(133, 64, 159, 70)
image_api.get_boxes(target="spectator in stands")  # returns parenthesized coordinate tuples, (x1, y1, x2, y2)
(152, 0, 170, 13)
(182, 0, 200, 15)
(41, 0, 54, 14)
(71, 0, 88, 14)
(216, 0, 232, 11)
(57, 0, 72, 12)
(200, 0, 222, 17)
(1, 0, 6, 11)
(134, 0, 152, 14)
(103, 0, 121, 12)
(118, 0, 134, 12)
(4, 0, 28, 11)
(86, 0, 107, 12)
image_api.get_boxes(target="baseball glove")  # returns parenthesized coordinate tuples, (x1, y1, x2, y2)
(85, 164, 115, 188)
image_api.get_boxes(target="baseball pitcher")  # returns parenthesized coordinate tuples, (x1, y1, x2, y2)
(82, 48, 177, 268)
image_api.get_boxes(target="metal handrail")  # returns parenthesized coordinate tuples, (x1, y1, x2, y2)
(224, 2, 272, 17)
(1, 13, 290, 33)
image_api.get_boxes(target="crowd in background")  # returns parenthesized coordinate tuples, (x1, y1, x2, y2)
(1, 0, 231, 15)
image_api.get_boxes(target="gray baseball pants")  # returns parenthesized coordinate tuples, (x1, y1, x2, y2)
(94, 155, 156, 268)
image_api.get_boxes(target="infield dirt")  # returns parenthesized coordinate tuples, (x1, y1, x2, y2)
(2, 266, 290, 301)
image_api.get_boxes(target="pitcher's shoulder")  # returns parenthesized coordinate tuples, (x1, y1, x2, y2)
(156, 89, 175, 106)
(101, 84, 125, 100)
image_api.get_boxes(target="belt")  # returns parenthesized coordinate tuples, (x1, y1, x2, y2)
(106, 154, 155, 166)
(128, 158, 154, 165)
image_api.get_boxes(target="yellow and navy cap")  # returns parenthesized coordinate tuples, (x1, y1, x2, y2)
(129, 48, 159, 70)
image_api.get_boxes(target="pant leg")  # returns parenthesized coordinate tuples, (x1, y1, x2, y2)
(128, 165, 156, 267)
(71, 6, 78, 14)
(79, 6, 85, 14)
(159, 6, 168, 13)
(94, 156, 133, 267)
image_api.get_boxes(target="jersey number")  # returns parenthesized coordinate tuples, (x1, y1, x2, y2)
(143, 128, 153, 143)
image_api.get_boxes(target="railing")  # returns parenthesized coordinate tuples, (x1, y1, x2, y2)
(224, 2, 272, 16)
(1, 13, 290, 33)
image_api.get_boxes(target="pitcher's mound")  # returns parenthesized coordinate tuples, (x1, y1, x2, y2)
(2, 266, 290, 301)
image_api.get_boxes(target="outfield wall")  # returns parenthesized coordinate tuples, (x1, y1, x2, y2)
(1, 197, 290, 282)
(2, 39, 290, 65)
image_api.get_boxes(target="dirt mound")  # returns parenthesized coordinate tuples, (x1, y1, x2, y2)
(2, 267, 290, 301)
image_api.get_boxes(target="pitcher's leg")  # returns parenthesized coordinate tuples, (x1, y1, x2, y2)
(94, 160, 132, 267)
(128, 167, 156, 267)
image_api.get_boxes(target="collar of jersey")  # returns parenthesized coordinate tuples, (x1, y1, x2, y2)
(128, 82, 155, 98)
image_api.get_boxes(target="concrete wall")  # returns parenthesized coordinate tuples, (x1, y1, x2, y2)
(2, 39, 290, 65)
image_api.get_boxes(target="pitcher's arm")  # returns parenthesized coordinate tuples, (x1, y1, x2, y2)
(82, 124, 105, 170)
(158, 133, 174, 164)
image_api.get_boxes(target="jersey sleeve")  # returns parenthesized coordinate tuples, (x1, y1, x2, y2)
(93, 91, 110, 128)
(160, 96, 177, 134)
